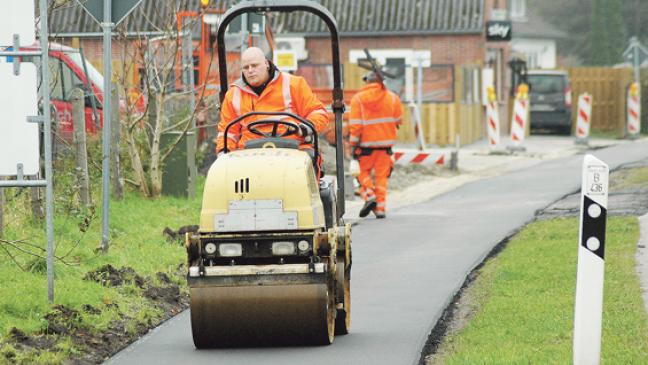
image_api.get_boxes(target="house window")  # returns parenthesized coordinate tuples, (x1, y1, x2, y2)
(510, 0, 526, 19)
(526, 53, 538, 69)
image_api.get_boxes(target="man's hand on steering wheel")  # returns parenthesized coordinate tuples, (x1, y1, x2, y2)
(298, 123, 314, 143)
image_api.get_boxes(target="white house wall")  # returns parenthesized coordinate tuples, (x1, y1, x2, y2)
(511, 38, 557, 69)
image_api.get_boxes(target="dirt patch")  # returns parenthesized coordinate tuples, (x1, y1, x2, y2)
(163, 225, 199, 242)
(84, 264, 147, 288)
(44, 305, 83, 336)
(2, 265, 190, 364)
(7, 327, 56, 351)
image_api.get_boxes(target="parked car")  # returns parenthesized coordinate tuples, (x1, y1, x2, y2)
(20, 43, 105, 140)
(527, 70, 572, 135)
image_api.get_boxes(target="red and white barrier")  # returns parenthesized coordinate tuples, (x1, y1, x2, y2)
(575, 93, 593, 143)
(393, 149, 451, 167)
(509, 87, 529, 150)
(627, 82, 641, 137)
(485, 86, 500, 149)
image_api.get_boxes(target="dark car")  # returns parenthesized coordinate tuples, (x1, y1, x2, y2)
(527, 70, 572, 135)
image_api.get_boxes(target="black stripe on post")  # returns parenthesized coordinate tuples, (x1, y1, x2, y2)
(581, 195, 607, 260)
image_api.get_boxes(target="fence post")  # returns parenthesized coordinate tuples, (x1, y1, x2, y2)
(72, 87, 91, 207)
(111, 89, 124, 200)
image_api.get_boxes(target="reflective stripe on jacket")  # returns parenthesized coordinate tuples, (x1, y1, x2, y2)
(349, 82, 403, 148)
(217, 71, 328, 152)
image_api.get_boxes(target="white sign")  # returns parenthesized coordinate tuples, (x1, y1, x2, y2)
(0, 1, 35, 46)
(0, 62, 39, 175)
(482, 68, 494, 106)
(585, 165, 608, 197)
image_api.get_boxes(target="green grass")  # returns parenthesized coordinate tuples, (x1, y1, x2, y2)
(0, 172, 203, 362)
(611, 167, 648, 190)
(431, 217, 648, 364)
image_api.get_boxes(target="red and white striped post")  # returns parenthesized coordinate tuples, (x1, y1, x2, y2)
(627, 82, 641, 139)
(573, 154, 609, 365)
(485, 86, 501, 150)
(508, 84, 529, 152)
(575, 93, 593, 144)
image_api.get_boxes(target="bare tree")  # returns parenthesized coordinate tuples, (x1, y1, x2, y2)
(113, 2, 214, 197)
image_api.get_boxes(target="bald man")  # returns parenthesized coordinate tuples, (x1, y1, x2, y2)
(216, 47, 329, 160)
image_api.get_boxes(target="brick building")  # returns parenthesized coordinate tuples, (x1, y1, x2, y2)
(48, 0, 517, 144)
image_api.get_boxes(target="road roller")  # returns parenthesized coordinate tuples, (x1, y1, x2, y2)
(185, 1, 351, 347)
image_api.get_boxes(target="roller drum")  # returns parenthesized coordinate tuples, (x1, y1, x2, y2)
(190, 282, 334, 347)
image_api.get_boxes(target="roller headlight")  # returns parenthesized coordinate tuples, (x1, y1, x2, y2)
(218, 243, 242, 257)
(272, 241, 295, 256)
(297, 240, 310, 252)
(204, 243, 217, 255)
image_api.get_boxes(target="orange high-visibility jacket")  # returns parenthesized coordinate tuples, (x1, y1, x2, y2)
(217, 71, 329, 152)
(349, 83, 403, 148)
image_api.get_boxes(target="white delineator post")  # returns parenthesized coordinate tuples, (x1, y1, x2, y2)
(573, 154, 609, 365)
(575, 93, 593, 144)
(508, 84, 529, 151)
(485, 86, 500, 149)
(408, 102, 427, 150)
(627, 82, 641, 138)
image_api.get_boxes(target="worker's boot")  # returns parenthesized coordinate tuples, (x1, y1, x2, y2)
(374, 210, 386, 219)
(359, 198, 377, 218)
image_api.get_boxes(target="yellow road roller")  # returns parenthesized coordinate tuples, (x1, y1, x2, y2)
(185, 1, 351, 347)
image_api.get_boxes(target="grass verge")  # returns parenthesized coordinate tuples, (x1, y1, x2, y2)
(0, 176, 203, 364)
(429, 216, 648, 364)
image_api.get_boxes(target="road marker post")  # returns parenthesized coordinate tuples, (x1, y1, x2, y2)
(485, 86, 501, 151)
(575, 93, 593, 145)
(626, 82, 641, 139)
(573, 154, 609, 365)
(507, 84, 529, 152)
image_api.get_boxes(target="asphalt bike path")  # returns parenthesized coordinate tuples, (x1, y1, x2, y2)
(104, 140, 648, 365)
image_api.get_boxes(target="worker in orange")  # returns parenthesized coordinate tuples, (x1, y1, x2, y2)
(349, 71, 403, 219)
(216, 47, 329, 171)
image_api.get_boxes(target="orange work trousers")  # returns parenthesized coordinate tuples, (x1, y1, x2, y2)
(357, 149, 393, 213)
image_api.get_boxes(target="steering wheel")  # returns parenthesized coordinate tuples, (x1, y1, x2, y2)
(246, 119, 301, 138)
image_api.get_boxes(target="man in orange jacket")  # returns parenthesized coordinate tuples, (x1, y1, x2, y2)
(217, 47, 329, 161)
(350, 72, 403, 219)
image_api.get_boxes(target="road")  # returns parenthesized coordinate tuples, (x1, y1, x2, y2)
(105, 140, 648, 365)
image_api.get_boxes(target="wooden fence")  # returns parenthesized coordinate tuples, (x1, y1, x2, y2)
(343, 63, 483, 147)
(568, 67, 633, 136)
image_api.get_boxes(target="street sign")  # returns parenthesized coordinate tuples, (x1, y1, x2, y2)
(0, 1, 35, 45)
(486, 21, 512, 42)
(274, 50, 297, 71)
(623, 37, 648, 65)
(77, 0, 143, 26)
(0, 62, 39, 175)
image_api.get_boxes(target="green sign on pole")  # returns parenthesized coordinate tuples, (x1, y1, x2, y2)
(77, 0, 143, 26)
